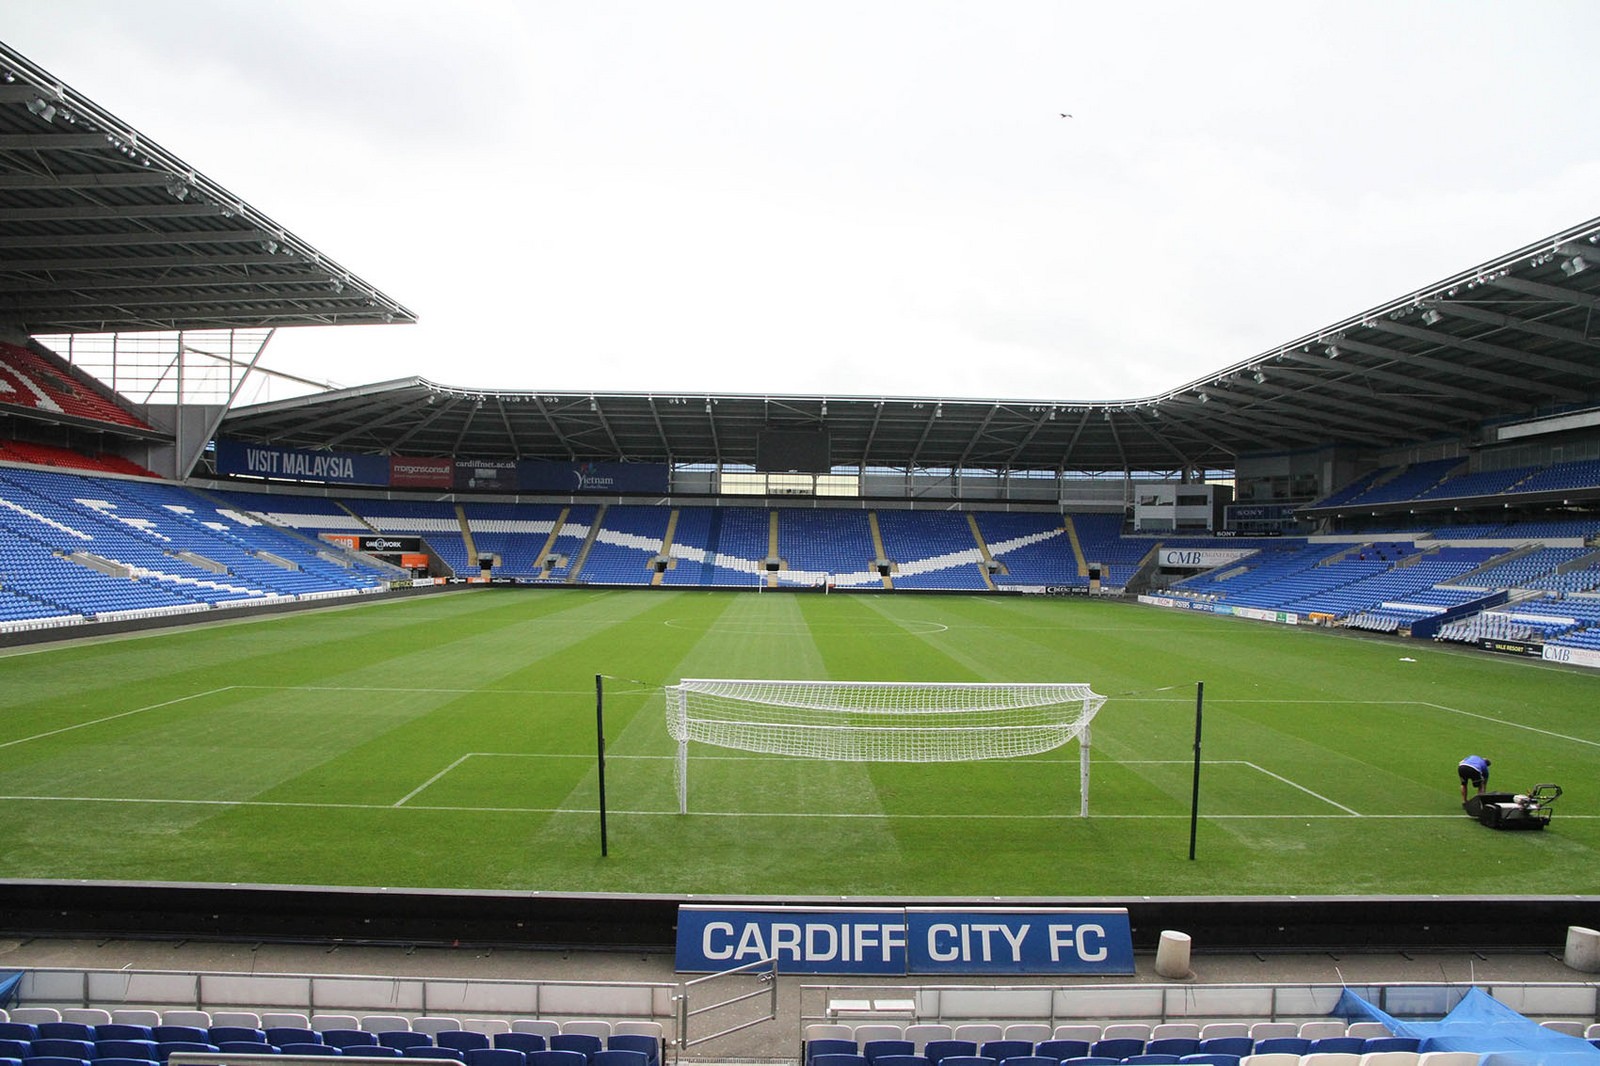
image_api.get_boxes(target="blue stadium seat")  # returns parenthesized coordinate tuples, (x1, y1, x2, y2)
(379, 1035, 434, 1052)
(525, 1052, 588, 1066)
(1122, 1057, 1181, 1065)
(436, 1034, 490, 1055)
(92, 1040, 158, 1061)
(94, 1058, 156, 1066)
(38, 1028, 95, 1044)
(0, 1044, 27, 1062)
(1306, 1038, 1363, 1055)
(810, 1056, 869, 1066)
(1360, 1038, 1420, 1053)
(492, 1036, 546, 1056)
(1248, 1038, 1308, 1055)
(865, 1042, 915, 1065)
(210, 1028, 268, 1046)
(547, 1035, 600, 1061)
(922, 1042, 977, 1066)
(153, 1043, 217, 1062)
(216, 1042, 277, 1055)
(91, 1031, 151, 1046)
(996, 1057, 1055, 1066)
(587, 1052, 648, 1066)
(323, 1032, 379, 1051)
(1060, 1059, 1119, 1066)
(402, 1049, 464, 1062)
(350, 1048, 400, 1058)
(978, 1043, 1031, 1064)
(465, 1050, 526, 1066)
(601, 1037, 655, 1066)
(23, 1056, 91, 1066)
(278, 1045, 341, 1057)
(872, 1056, 930, 1066)
(1194, 1038, 1252, 1058)
(1176, 1055, 1240, 1066)
(150, 1030, 207, 1048)
(32, 1042, 95, 1060)
(264, 1030, 320, 1048)
(1089, 1040, 1145, 1061)
(0, 1027, 38, 1044)
(1143, 1040, 1199, 1057)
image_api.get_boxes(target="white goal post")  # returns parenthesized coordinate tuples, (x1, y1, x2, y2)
(665, 678, 1107, 816)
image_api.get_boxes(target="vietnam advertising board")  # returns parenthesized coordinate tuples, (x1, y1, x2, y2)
(674, 905, 1133, 975)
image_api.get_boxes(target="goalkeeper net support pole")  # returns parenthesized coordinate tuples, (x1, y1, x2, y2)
(665, 678, 1107, 815)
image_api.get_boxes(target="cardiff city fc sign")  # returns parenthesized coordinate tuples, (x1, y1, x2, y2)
(674, 905, 1134, 975)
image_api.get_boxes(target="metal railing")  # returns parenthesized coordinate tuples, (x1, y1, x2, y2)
(674, 956, 779, 1060)
(800, 980, 1600, 1031)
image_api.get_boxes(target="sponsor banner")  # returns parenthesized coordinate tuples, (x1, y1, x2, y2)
(905, 908, 1133, 975)
(1137, 594, 1213, 613)
(1543, 644, 1600, 668)
(1226, 503, 1297, 521)
(216, 439, 389, 486)
(1481, 638, 1544, 657)
(322, 534, 360, 551)
(391, 456, 454, 489)
(455, 458, 519, 491)
(1158, 548, 1254, 569)
(1231, 605, 1298, 625)
(360, 535, 422, 553)
(676, 906, 904, 975)
(674, 905, 1133, 976)
(519, 460, 671, 494)
(1042, 584, 1089, 596)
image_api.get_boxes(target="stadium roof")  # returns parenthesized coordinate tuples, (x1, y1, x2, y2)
(223, 215, 1600, 474)
(0, 42, 415, 334)
(3, 40, 1598, 475)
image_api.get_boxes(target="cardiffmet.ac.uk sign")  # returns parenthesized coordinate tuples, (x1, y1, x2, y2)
(674, 905, 1133, 975)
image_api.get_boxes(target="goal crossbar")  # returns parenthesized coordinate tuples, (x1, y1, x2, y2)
(665, 678, 1106, 815)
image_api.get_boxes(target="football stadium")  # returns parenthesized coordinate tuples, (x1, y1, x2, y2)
(1, 20, 1599, 1066)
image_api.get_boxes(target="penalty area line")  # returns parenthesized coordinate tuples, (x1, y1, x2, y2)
(0, 687, 237, 750)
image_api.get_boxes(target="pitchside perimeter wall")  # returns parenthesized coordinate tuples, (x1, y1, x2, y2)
(0, 880, 1594, 954)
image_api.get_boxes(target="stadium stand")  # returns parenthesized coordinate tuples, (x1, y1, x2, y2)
(874, 511, 987, 590)
(578, 505, 673, 585)
(467, 503, 574, 580)
(974, 512, 1078, 587)
(777, 509, 877, 584)
(0, 341, 151, 430)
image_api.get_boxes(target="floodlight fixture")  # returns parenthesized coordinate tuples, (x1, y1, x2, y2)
(1420, 308, 1442, 325)
(1326, 345, 1341, 359)
(1252, 370, 1267, 384)
(1562, 255, 1588, 277)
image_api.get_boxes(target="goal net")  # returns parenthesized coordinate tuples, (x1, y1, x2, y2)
(665, 678, 1106, 815)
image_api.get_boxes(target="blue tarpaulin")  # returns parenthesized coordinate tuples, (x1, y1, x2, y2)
(0, 971, 21, 1009)
(1336, 986, 1600, 1065)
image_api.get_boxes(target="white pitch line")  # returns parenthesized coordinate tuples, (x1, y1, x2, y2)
(0, 687, 236, 750)
(1240, 760, 1361, 816)
(230, 684, 651, 697)
(1417, 700, 1600, 749)
(394, 754, 474, 807)
(3, 793, 1589, 820)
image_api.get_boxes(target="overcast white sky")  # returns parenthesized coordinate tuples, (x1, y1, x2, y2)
(6, 1, 1600, 403)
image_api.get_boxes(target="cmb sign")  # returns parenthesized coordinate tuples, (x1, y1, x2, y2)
(1158, 548, 1253, 569)
(674, 905, 1133, 975)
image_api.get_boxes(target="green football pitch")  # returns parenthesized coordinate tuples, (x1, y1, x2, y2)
(0, 587, 1595, 897)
